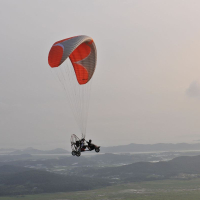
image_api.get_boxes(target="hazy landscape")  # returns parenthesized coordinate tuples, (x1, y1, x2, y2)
(0, 143, 200, 199)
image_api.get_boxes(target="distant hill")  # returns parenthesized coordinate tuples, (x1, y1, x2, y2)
(80, 155, 200, 182)
(1, 155, 200, 195)
(0, 165, 109, 196)
(0, 154, 97, 169)
(0, 165, 30, 175)
(5, 143, 200, 155)
(10, 147, 69, 155)
(101, 143, 200, 153)
(0, 148, 17, 152)
(0, 154, 32, 162)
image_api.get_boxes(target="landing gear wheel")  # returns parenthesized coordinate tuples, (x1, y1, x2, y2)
(95, 148, 100, 153)
(72, 151, 76, 156)
(76, 151, 81, 157)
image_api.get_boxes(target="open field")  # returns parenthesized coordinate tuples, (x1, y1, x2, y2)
(1, 178, 200, 200)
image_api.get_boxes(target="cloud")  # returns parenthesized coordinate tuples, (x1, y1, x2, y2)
(186, 81, 200, 98)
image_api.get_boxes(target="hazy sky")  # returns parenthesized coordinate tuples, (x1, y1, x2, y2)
(1, 0, 200, 150)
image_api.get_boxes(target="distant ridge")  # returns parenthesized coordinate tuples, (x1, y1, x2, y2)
(3, 143, 200, 155)
(101, 143, 200, 153)
(80, 155, 200, 182)
(0, 165, 109, 195)
(0, 148, 17, 152)
(9, 147, 69, 155)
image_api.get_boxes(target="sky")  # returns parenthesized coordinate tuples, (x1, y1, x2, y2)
(1, 0, 200, 150)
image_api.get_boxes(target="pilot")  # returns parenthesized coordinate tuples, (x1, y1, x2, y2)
(80, 138, 85, 148)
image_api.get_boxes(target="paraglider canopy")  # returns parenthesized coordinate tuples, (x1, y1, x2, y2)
(48, 35, 97, 139)
(48, 35, 97, 85)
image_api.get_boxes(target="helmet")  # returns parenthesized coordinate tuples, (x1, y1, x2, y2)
(89, 139, 92, 143)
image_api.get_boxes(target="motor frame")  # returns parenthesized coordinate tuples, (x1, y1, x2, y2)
(70, 134, 100, 156)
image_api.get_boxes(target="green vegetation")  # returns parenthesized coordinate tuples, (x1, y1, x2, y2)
(2, 154, 200, 198)
(0, 166, 109, 196)
(1, 178, 200, 200)
(2, 155, 200, 196)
